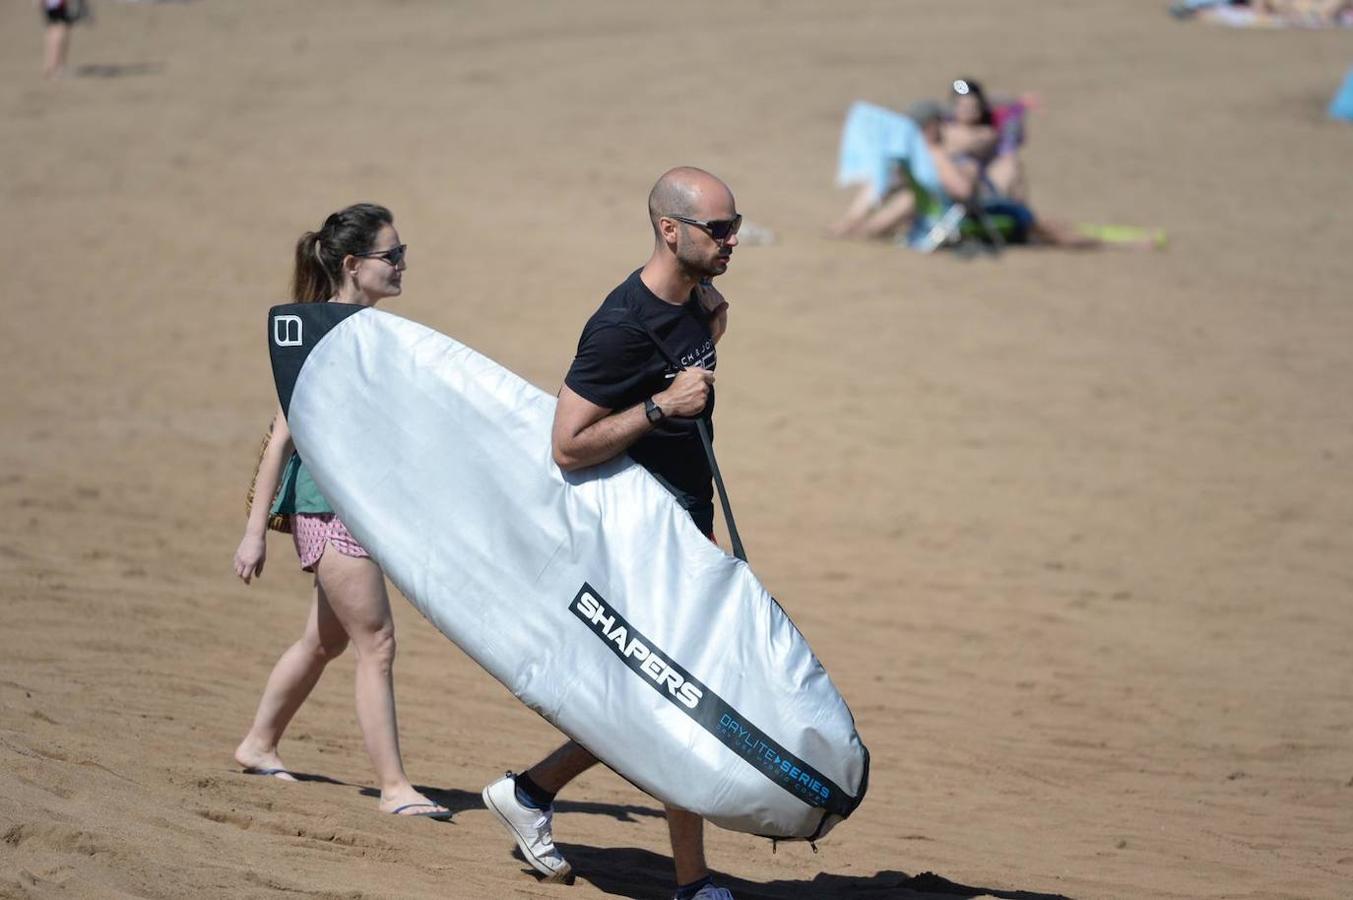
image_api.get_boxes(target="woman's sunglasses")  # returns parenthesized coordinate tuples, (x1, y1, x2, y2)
(355, 243, 407, 266)
(666, 214, 743, 243)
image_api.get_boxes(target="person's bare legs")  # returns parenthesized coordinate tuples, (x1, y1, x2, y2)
(1033, 217, 1161, 251)
(314, 548, 445, 814)
(1031, 217, 1101, 249)
(857, 189, 918, 240)
(43, 22, 70, 79)
(667, 807, 711, 886)
(985, 153, 1028, 202)
(234, 579, 349, 781)
(826, 183, 881, 238)
(523, 740, 600, 792)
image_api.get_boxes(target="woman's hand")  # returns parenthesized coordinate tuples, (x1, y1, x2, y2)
(233, 531, 267, 584)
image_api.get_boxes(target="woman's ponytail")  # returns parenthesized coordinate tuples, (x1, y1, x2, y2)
(290, 231, 332, 303)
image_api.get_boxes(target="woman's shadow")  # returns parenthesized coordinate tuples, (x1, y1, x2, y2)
(73, 62, 162, 78)
(359, 784, 668, 824)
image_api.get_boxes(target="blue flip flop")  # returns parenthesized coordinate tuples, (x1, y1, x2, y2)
(242, 767, 295, 779)
(391, 802, 452, 821)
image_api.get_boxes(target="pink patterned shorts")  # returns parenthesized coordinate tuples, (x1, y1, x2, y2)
(291, 513, 371, 572)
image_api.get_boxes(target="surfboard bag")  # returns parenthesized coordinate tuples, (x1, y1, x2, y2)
(267, 303, 869, 839)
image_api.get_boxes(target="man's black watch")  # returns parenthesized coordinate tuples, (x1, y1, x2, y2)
(644, 396, 665, 425)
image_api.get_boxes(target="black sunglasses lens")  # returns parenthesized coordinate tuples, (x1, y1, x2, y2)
(710, 216, 742, 240)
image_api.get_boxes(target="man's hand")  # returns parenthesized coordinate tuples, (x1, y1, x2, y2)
(655, 367, 714, 418)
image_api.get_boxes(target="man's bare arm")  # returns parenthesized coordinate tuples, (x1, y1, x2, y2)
(552, 386, 649, 471)
(552, 370, 714, 472)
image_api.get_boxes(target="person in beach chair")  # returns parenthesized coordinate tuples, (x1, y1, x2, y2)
(828, 79, 1034, 238)
(942, 77, 1034, 203)
(855, 100, 1164, 253)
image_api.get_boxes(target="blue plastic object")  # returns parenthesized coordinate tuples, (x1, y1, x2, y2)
(1330, 67, 1353, 122)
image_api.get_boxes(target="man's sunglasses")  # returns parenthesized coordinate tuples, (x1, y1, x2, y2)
(666, 214, 742, 243)
(355, 243, 407, 266)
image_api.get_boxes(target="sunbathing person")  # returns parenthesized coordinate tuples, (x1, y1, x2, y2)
(827, 98, 934, 239)
(945, 77, 1032, 202)
(848, 101, 1163, 251)
(1172, 0, 1353, 26)
(827, 80, 1032, 238)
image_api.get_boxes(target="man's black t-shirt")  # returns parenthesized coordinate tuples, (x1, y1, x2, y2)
(564, 269, 717, 534)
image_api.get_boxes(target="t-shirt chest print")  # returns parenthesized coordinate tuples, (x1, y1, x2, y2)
(672, 335, 716, 377)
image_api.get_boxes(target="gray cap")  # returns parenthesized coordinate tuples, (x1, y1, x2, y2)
(905, 98, 945, 125)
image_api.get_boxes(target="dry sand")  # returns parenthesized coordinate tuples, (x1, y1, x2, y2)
(2, 2, 1351, 898)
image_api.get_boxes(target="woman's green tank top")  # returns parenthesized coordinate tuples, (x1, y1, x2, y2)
(269, 453, 333, 515)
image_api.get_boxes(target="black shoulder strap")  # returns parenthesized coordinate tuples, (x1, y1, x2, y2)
(626, 308, 748, 563)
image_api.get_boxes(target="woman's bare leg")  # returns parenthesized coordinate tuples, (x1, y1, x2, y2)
(315, 549, 445, 814)
(43, 23, 71, 79)
(235, 581, 349, 779)
(986, 154, 1028, 202)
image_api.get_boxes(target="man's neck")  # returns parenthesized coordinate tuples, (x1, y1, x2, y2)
(639, 253, 697, 306)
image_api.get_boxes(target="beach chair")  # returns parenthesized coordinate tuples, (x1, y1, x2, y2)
(900, 162, 1021, 255)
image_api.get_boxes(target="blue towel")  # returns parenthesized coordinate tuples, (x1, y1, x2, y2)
(835, 101, 942, 204)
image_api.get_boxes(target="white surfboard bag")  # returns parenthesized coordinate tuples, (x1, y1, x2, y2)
(267, 303, 869, 839)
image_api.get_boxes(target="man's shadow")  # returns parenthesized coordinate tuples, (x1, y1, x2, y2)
(553, 845, 1075, 899)
(396, 786, 1073, 898)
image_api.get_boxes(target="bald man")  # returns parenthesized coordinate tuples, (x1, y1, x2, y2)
(482, 168, 741, 900)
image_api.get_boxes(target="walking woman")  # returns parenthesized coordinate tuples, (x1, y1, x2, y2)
(37, 0, 81, 79)
(232, 203, 449, 819)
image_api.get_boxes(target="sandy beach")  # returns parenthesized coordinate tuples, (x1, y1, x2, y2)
(2, 2, 1352, 898)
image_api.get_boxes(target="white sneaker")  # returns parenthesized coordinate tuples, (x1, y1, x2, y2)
(482, 773, 572, 882)
(678, 885, 734, 900)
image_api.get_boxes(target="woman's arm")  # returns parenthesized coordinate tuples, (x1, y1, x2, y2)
(942, 122, 998, 161)
(233, 406, 294, 583)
